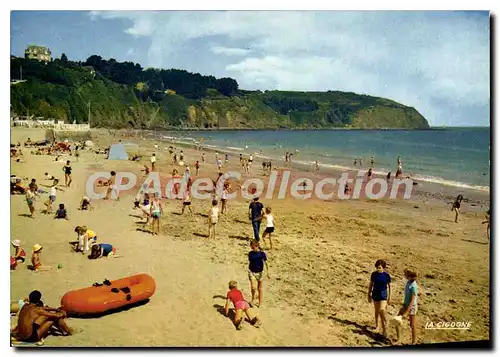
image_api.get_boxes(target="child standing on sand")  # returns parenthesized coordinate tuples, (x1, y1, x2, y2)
(31, 244, 52, 271)
(451, 194, 463, 223)
(367, 260, 391, 338)
(396, 269, 419, 345)
(181, 189, 193, 215)
(195, 160, 200, 176)
(261, 207, 275, 249)
(150, 195, 163, 235)
(25, 186, 37, 218)
(248, 240, 269, 307)
(208, 200, 219, 239)
(225, 281, 261, 330)
(44, 179, 59, 214)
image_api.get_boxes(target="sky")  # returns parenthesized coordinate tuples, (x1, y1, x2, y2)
(10, 10, 490, 126)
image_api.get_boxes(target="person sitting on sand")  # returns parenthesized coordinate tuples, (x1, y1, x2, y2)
(11, 240, 26, 270)
(88, 243, 118, 259)
(248, 240, 269, 307)
(31, 244, 52, 271)
(80, 196, 91, 210)
(451, 194, 463, 223)
(54, 203, 68, 220)
(396, 269, 419, 345)
(208, 200, 219, 239)
(367, 259, 391, 338)
(224, 281, 261, 330)
(11, 290, 77, 343)
(44, 172, 55, 181)
(261, 207, 275, 250)
(150, 194, 163, 235)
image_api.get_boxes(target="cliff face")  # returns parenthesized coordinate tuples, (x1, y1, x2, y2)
(10, 57, 429, 129)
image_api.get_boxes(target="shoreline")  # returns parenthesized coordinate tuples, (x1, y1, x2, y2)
(137, 131, 490, 209)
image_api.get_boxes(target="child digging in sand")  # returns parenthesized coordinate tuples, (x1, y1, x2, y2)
(248, 240, 270, 307)
(224, 281, 261, 330)
(396, 268, 419, 345)
(31, 245, 52, 271)
(88, 243, 119, 259)
(367, 259, 391, 338)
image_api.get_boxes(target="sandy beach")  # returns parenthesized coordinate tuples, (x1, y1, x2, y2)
(10, 127, 490, 347)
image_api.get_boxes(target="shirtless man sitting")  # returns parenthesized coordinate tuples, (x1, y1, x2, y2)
(11, 290, 78, 342)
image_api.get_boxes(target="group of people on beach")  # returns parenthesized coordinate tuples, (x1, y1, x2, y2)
(10, 136, 490, 345)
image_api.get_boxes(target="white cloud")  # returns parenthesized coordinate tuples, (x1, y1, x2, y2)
(90, 11, 490, 126)
(211, 46, 251, 56)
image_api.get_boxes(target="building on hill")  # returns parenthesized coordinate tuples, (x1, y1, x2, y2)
(25, 45, 52, 63)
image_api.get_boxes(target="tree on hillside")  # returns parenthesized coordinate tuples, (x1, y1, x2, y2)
(215, 77, 238, 96)
(61, 53, 68, 64)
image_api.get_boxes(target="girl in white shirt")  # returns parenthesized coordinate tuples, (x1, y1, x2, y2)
(262, 207, 275, 249)
(208, 200, 219, 239)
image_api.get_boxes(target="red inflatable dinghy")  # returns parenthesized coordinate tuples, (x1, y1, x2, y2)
(61, 273, 156, 316)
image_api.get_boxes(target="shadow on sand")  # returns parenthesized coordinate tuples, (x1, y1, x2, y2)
(193, 232, 208, 238)
(461, 239, 488, 245)
(328, 316, 388, 346)
(228, 235, 251, 242)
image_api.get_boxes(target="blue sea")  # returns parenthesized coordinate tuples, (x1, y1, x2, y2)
(157, 128, 491, 192)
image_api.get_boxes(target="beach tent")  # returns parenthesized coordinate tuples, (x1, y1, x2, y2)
(107, 143, 128, 160)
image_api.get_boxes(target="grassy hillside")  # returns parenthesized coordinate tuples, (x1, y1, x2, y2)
(10, 56, 429, 129)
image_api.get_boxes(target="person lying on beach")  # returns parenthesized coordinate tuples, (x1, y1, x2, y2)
(30, 244, 52, 271)
(368, 260, 391, 338)
(482, 209, 490, 240)
(208, 200, 219, 239)
(54, 203, 69, 220)
(44, 172, 55, 181)
(451, 194, 463, 223)
(11, 290, 78, 343)
(224, 281, 261, 330)
(248, 240, 269, 307)
(80, 196, 92, 210)
(88, 243, 119, 259)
